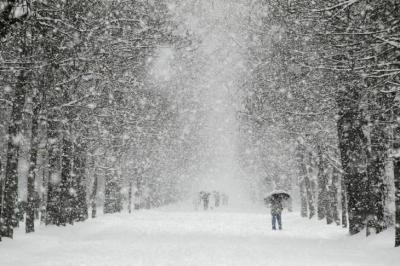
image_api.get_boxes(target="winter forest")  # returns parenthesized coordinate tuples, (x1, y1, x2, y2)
(0, 0, 400, 265)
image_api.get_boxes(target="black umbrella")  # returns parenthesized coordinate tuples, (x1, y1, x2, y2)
(264, 190, 290, 203)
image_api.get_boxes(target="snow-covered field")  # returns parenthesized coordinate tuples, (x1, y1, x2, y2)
(1, 203, 398, 266)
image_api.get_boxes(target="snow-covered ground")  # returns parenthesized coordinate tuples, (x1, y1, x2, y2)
(1, 203, 398, 266)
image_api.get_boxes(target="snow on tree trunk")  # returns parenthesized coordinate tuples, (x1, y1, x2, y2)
(73, 142, 88, 222)
(60, 136, 72, 225)
(337, 85, 370, 235)
(341, 175, 348, 228)
(40, 158, 47, 225)
(2, 70, 28, 238)
(304, 172, 316, 219)
(296, 143, 314, 218)
(296, 144, 307, 217)
(128, 179, 133, 214)
(317, 143, 328, 221)
(0, 158, 3, 241)
(329, 169, 340, 225)
(90, 170, 98, 219)
(394, 98, 400, 247)
(299, 179, 308, 218)
(394, 153, 400, 247)
(45, 115, 62, 226)
(365, 91, 394, 235)
(26, 89, 42, 233)
(104, 168, 122, 214)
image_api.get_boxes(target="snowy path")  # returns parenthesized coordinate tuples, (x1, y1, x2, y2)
(1, 204, 398, 266)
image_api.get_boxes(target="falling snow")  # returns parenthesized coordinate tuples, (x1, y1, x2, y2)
(0, 0, 400, 265)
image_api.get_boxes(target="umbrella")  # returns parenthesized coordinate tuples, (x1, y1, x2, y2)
(264, 190, 290, 203)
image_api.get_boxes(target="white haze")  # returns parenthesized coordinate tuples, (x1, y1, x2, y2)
(148, 0, 253, 203)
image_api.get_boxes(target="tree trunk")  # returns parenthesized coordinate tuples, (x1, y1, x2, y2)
(26, 89, 42, 233)
(40, 161, 47, 224)
(74, 142, 88, 222)
(0, 158, 3, 241)
(337, 86, 369, 235)
(300, 179, 308, 217)
(104, 166, 122, 214)
(90, 169, 98, 219)
(116, 168, 123, 212)
(317, 144, 328, 221)
(366, 125, 387, 236)
(296, 143, 309, 218)
(304, 161, 316, 219)
(341, 175, 348, 228)
(104, 168, 115, 214)
(128, 179, 133, 214)
(60, 136, 73, 225)
(2, 70, 28, 238)
(45, 115, 62, 226)
(393, 98, 400, 247)
(394, 155, 400, 247)
(365, 91, 394, 235)
(329, 169, 340, 225)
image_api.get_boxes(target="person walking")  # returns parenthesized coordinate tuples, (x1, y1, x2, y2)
(201, 192, 210, 210)
(212, 191, 220, 208)
(270, 196, 283, 230)
(266, 190, 290, 230)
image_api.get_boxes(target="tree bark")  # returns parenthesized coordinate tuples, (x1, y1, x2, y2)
(304, 158, 316, 219)
(90, 169, 98, 219)
(26, 89, 42, 233)
(341, 175, 348, 228)
(40, 158, 47, 224)
(299, 179, 308, 217)
(73, 142, 88, 222)
(305, 179, 316, 219)
(337, 85, 369, 235)
(296, 143, 310, 218)
(0, 158, 3, 241)
(45, 115, 62, 226)
(2, 70, 28, 238)
(104, 164, 123, 214)
(394, 155, 400, 247)
(365, 91, 394, 235)
(393, 98, 400, 247)
(317, 144, 329, 221)
(104, 168, 116, 214)
(329, 169, 340, 225)
(128, 179, 133, 214)
(60, 136, 73, 225)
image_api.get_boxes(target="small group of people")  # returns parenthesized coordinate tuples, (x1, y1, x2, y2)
(193, 190, 229, 210)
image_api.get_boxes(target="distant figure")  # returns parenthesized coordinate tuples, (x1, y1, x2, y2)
(199, 191, 204, 207)
(201, 192, 210, 210)
(213, 191, 220, 208)
(270, 197, 283, 230)
(193, 193, 201, 210)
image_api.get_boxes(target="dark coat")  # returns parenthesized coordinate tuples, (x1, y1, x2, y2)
(270, 197, 283, 215)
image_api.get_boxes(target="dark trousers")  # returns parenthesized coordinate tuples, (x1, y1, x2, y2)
(272, 213, 282, 230)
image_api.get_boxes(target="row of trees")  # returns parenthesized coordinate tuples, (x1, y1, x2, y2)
(239, 0, 399, 246)
(0, 0, 195, 241)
